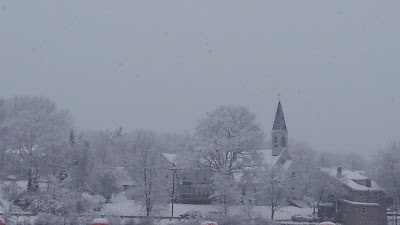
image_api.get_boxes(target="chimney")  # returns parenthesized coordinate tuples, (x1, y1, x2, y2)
(337, 167, 342, 176)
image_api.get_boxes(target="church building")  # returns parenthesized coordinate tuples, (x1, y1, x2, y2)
(266, 101, 292, 168)
(163, 101, 293, 204)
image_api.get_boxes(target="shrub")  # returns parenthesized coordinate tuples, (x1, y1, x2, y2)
(34, 213, 63, 225)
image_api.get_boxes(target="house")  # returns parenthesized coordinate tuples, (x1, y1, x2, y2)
(318, 167, 387, 225)
(162, 153, 214, 204)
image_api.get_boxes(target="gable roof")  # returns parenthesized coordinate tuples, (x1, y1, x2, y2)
(259, 149, 280, 166)
(162, 153, 178, 164)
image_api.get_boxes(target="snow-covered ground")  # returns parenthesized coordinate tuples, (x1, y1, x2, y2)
(102, 194, 313, 221)
(0, 192, 314, 224)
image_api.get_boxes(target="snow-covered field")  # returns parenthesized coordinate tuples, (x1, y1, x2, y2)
(0, 192, 314, 224)
(102, 194, 313, 221)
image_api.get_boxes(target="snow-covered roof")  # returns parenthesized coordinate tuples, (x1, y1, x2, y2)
(258, 149, 280, 166)
(318, 202, 335, 207)
(282, 159, 293, 171)
(320, 168, 383, 191)
(340, 199, 380, 207)
(233, 150, 291, 183)
(162, 153, 178, 164)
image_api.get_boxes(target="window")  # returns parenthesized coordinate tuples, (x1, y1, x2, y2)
(273, 136, 278, 147)
(359, 193, 363, 197)
(361, 207, 366, 214)
(375, 192, 379, 200)
(281, 136, 286, 147)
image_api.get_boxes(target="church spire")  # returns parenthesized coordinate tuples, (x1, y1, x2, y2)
(272, 101, 287, 131)
(272, 101, 288, 156)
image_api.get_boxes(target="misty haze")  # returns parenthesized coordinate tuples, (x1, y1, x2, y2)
(0, 1, 399, 225)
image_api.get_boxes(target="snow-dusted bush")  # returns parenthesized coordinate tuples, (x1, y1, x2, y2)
(122, 217, 159, 225)
(81, 193, 106, 211)
(10, 187, 94, 220)
(2, 181, 25, 203)
(122, 218, 134, 225)
(180, 213, 277, 225)
(34, 213, 63, 225)
(91, 171, 119, 203)
(4, 216, 32, 225)
(104, 216, 122, 225)
(250, 216, 277, 225)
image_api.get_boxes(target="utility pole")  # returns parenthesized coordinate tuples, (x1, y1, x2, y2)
(169, 166, 180, 218)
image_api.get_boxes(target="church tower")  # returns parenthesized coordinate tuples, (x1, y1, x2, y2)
(272, 101, 288, 156)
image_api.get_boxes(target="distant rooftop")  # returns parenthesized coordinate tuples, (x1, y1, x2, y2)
(259, 149, 280, 166)
(320, 167, 383, 191)
(162, 153, 178, 164)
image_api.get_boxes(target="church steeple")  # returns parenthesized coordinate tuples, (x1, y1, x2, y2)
(272, 101, 288, 156)
(273, 101, 287, 131)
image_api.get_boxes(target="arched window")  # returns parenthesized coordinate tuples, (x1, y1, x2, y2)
(281, 136, 286, 147)
(273, 136, 278, 147)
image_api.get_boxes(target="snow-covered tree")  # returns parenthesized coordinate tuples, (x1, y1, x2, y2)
(121, 130, 168, 217)
(311, 168, 341, 208)
(371, 143, 400, 215)
(0, 98, 8, 178)
(1, 96, 72, 191)
(158, 131, 193, 154)
(94, 171, 118, 203)
(193, 105, 264, 175)
(255, 166, 290, 220)
(90, 130, 118, 166)
(65, 138, 92, 194)
(191, 105, 264, 218)
(288, 140, 318, 199)
(212, 173, 241, 218)
(66, 129, 122, 202)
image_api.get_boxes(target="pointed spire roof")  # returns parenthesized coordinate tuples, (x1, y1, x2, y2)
(272, 101, 287, 131)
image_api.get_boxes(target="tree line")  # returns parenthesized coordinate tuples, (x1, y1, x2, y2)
(0, 95, 397, 224)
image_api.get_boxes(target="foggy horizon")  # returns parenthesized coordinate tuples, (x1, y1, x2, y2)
(1, 1, 400, 156)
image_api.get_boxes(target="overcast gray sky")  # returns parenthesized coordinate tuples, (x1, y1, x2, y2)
(1, 1, 399, 155)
